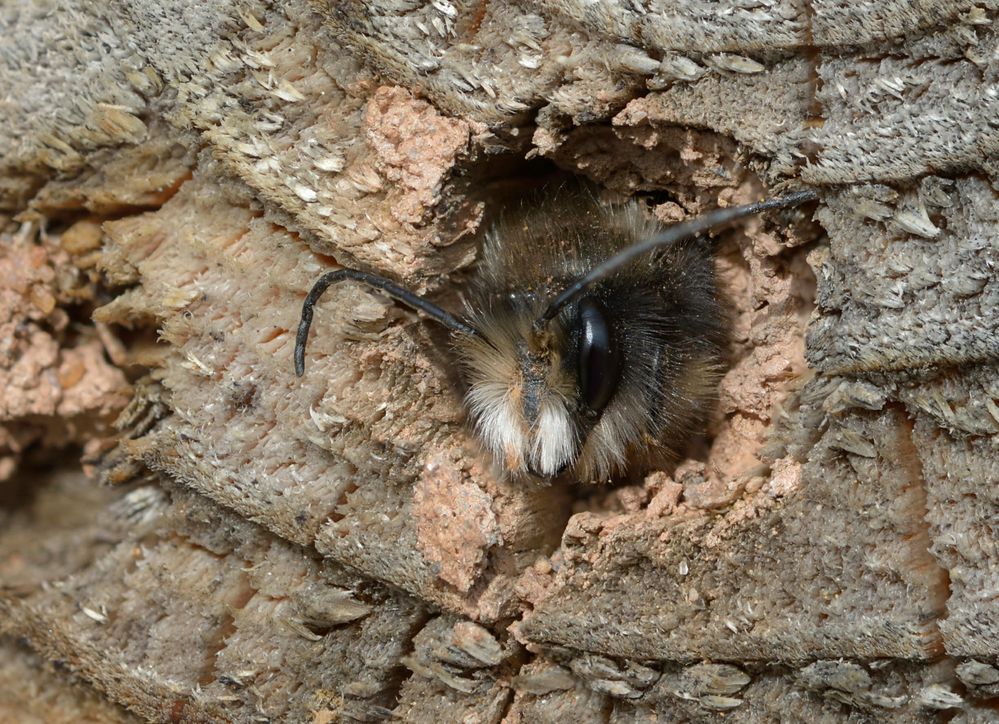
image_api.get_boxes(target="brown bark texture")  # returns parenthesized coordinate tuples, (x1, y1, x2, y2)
(1, 0, 998, 721)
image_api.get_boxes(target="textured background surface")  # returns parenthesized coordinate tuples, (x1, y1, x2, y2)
(1, 0, 997, 720)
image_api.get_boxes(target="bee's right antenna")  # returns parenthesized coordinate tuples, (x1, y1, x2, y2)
(295, 268, 480, 376)
(533, 189, 818, 332)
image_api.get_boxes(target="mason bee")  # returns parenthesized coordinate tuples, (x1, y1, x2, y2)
(295, 188, 817, 482)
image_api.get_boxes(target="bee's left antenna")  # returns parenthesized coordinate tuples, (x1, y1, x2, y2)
(295, 268, 480, 376)
(533, 189, 818, 332)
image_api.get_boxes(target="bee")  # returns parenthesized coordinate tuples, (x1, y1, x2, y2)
(295, 188, 817, 482)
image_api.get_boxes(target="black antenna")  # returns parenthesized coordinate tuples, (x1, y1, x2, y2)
(533, 189, 818, 331)
(295, 268, 479, 375)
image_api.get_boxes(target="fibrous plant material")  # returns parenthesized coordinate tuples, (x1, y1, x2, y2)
(0, 0, 996, 721)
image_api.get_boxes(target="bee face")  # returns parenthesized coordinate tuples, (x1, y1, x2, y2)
(460, 312, 577, 478)
(460, 293, 629, 480)
(456, 194, 726, 482)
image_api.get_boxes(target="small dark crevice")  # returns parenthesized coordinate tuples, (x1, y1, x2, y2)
(196, 565, 258, 687)
(796, 0, 827, 170)
(798, 0, 825, 120)
(601, 692, 616, 723)
(367, 606, 435, 718)
(325, 481, 359, 524)
(197, 610, 238, 687)
(889, 404, 952, 658)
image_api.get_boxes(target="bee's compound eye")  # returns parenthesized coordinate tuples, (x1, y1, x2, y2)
(577, 297, 621, 413)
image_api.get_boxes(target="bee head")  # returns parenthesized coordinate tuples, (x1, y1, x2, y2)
(459, 292, 624, 481)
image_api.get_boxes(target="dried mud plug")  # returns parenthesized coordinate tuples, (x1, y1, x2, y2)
(295, 188, 817, 482)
